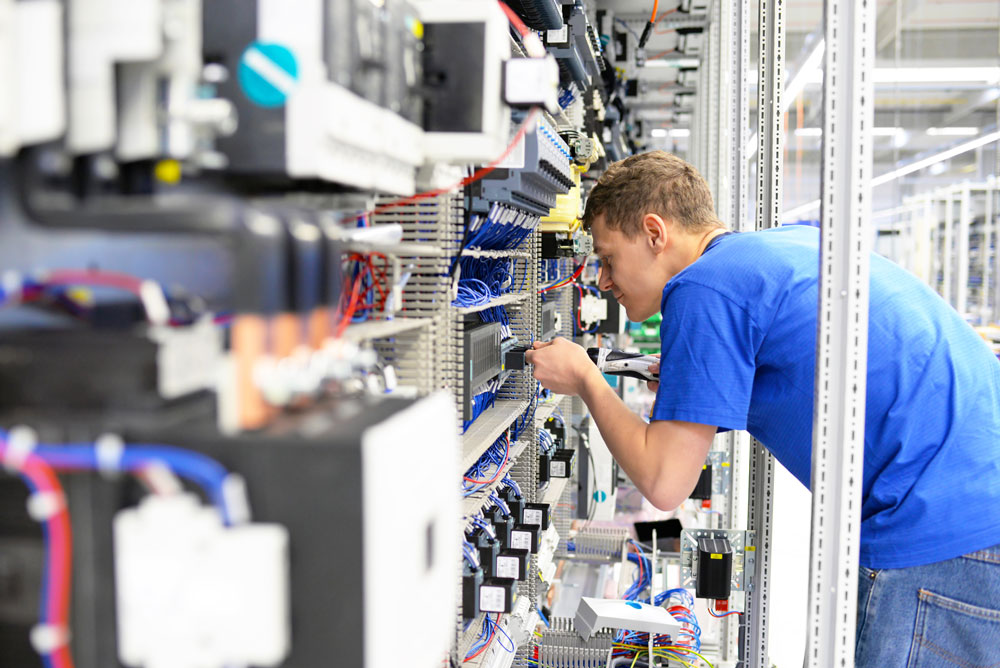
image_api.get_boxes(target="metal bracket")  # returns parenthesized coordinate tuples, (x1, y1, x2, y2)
(680, 529, 755, 593)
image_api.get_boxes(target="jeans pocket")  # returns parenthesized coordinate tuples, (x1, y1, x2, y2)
(907, 589, 1000, 667)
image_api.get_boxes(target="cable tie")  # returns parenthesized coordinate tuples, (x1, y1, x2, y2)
(1, 270, 23, 302)
(3, 425, 38, 473)
(139, 280, 171, 327)
(94, 433, 125, 478)
(30, 623, 70, 653)
(27, 491, 66, 521)
(222, 473, 252, 525)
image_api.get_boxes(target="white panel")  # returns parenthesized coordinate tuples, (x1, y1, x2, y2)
(415, 0, 511, 163)
(116, 63, 159, 161)
(114, 494, 291, 668)
(0, 0, 15, 156)
(258, 0, 323, 80)
(15, 1, 65, 146)
(67, 0, 162, 153)
(362, 392, 460, 668)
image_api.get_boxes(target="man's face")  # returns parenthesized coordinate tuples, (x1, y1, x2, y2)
(591, 214, 665, 322)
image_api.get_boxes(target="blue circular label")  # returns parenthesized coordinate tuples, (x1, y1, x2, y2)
(626, 601, 642, 609)
(237, 42, 299, 108)
(593, 490, 608, 503)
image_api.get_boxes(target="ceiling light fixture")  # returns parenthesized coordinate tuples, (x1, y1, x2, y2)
(781, 129, 1000, 221)
(926, 127, 980, 137)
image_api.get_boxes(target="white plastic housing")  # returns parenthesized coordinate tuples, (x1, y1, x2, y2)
(114, 494, 291, 668)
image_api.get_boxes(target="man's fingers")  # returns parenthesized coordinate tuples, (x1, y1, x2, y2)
(649, 362, 660, 374)
(533, 340, 553, 350)
(647, 380, 660, 392)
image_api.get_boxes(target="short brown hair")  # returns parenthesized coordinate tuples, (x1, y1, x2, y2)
(583, 151, 725, 237)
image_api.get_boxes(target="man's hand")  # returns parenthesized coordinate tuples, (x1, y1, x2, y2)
(525, 337, 602, 396)
(647, 361, 660, 392)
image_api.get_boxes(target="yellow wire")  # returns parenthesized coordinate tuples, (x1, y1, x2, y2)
(660, 646, 716, 668)
(630, 650, 647, 668)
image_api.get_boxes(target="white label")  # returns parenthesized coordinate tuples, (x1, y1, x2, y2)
(551, 461, 567, 478)
(496, 556, 519, 579)
(523, 509, 544, 527)
(511, 531, 531, 551)
(480, 585, 506, 613)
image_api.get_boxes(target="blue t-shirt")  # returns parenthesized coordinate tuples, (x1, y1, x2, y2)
(650, 225, 1000, 569)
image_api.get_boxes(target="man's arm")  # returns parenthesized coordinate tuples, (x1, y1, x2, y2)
(526, 338, 715, 510)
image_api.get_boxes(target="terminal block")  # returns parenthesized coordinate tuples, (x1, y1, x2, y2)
(471, 115, 574, 216)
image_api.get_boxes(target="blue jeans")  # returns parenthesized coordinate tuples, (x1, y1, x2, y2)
(856, 543, 1000, 667)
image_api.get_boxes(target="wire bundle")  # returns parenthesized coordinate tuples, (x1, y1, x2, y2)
(537, 261, 584, 294)
(479, 305, 512, 340)
(0, 428, 243, 668)
(510, 381, 539, 442)
(463, 378, 502, 432)
(465, 203, 540, 250)
(336, 252, 390, 336)
(464, 612, 513, 662)
(453, 257, 516, 308)
(462, 432, 511, 497)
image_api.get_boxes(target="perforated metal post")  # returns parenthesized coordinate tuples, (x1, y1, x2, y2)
(718, 0, 751, 660)
(806, 0, 873, 665)
(741, 0, 783, 665)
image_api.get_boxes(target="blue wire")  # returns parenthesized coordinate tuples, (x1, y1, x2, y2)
(23, 441, 235, 524)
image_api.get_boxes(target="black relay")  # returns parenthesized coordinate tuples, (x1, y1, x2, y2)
(696, 536, 733, 600)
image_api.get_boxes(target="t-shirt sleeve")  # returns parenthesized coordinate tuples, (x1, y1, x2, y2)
(650, 282, 763, 430)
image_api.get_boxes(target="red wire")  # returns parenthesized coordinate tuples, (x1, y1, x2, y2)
(3, 444, 76, 668)
(344, 109, 539, 224)
(498, 1, 530, 37)
(463, 434, 511, 485)
(43, 269, 145, 298)
(708, 608, 742, 618)
(464, 614, 501, 662)
(537, 263, 585, 294)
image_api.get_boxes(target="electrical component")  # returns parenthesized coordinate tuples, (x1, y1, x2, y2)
(695, 537, 733, 600)
(114, 494, 291, 668)
(549, 448, 576, 479)
(496, 548, 529, 579)
(689, 464, 713, 501)
(463, 321, 504, 422)
(417, 0, 512, 162)
(479, 578, 516, 614)
(463, 567, 486, 619)
(471, 115, 574, 216)
(205, 0, 424, 194)
(510, 524, 541, 553)
(574, 597, 681, 641)
(522, 502, 550, 530)
(504, 55, 560, 113)
(545, 5, 602, 90)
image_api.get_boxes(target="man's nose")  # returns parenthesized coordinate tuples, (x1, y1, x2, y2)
(598, 265, 612, 291)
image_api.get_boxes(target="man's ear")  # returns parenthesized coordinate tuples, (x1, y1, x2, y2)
(642, 213, 670, 253)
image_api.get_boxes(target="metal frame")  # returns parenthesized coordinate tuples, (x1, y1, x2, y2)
(805, 0, 874, 664)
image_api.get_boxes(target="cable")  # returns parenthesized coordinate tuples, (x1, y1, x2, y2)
(707, 608, 742, 618)
(0, 438, 75, 668)
(638, 0, 658, 47)
(346, 108, 540, 224)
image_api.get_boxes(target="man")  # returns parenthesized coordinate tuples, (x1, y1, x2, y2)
(526, 151, 1000, 666)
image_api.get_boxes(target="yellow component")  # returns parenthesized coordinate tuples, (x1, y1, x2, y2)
(541, 169, 582, 231)
(710, 553, 723, 560)
(702, 465, 707, 470)
(721, 462, 731, 467)
(65, 287, 94, 306)
(745, 545, 756, 551)
(154, 159, 182, 185)
(407, 16, 424, 39)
